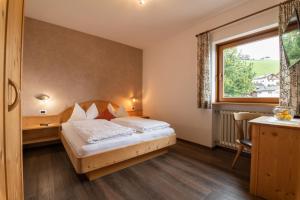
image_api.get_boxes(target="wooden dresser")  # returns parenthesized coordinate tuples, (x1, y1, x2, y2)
(249, 116, 300, 200)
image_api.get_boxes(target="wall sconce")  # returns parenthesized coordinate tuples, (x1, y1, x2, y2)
(36, 94, 50, 101)
(35, 94, 50, 115)
(131, 97, 137, 111)
(138, 0, 145, 5)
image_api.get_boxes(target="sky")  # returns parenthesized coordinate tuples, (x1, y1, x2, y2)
(236, 36, 280, 60)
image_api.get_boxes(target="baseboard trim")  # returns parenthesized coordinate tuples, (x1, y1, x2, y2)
(176, 138, 214, 150)
(177, 138, 250, 158)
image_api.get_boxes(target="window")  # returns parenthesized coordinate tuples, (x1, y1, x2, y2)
(217, 28, 280, 103)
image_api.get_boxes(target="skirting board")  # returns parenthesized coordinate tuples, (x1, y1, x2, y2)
(86, 148, 168, 181)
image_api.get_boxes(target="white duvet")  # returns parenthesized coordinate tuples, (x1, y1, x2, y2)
(70, 119, 135, 144)
(111, 117, 170, 132)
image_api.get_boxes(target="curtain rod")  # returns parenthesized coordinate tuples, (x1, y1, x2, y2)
(195, 0, 290, 37)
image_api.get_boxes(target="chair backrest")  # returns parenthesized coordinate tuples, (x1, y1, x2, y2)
(233, 112, 261, 140)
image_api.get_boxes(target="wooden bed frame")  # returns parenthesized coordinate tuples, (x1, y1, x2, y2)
(59, 100, 176, 181)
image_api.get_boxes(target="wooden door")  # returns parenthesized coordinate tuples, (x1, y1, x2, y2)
(0, 0, 24, 199)
(0, 0, 8, 199)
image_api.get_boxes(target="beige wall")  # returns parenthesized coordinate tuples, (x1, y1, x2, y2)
(22, 18, 142, 116)
(143, 0, 280, 147)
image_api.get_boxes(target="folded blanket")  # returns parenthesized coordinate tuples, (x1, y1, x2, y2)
(70, 119, 135, 144)
(111, 117, 170, 133)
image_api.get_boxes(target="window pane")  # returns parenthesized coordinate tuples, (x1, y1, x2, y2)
(223, 36, 280, 98)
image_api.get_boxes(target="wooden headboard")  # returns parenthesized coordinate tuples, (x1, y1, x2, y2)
(22, 100, 142, 127)
(59, 100, 119, 123)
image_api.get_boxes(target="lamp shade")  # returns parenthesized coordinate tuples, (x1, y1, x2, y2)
(35, 94, 50, 101)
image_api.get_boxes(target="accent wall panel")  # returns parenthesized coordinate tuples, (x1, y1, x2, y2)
(22, 18, 142, 116)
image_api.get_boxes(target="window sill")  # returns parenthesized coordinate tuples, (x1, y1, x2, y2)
(212, 102, 277, 113)
(212, 102, 278, 107)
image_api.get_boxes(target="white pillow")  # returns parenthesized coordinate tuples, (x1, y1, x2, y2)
(115, 105, 129, 117)
(86, 103, 99, 120)
(68, 103, 86, 122)
(108, 103, 128, 118)
(107, 103, 116, 116)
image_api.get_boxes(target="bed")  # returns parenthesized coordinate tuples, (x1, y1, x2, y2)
(59, 100, 176, 180)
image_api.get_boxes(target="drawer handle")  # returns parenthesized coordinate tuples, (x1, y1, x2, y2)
(8, 79, 20, 112)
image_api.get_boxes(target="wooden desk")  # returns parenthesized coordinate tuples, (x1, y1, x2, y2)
(249, 116, 300, 200)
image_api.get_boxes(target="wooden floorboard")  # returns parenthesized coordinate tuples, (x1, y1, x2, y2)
(23, 140, 262, 200)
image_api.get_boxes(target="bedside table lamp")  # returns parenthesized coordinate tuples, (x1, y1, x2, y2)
(131, 97, 137, 111)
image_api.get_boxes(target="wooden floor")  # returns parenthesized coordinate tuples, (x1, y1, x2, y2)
(23, 140, 261, 200)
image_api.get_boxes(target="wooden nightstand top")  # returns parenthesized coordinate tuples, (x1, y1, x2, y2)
(22, 123, 61, 131)
(141, 116, 150, 119)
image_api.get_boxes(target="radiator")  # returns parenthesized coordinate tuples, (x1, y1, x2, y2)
(216, 110, 271, 151)
(219, 110, 239, 150)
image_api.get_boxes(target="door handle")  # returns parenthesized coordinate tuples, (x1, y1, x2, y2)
(8, 79, 20, 112)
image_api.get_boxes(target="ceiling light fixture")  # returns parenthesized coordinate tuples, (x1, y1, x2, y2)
(138, 0, 145, 5)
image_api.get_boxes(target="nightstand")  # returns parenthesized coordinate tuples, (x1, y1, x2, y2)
(22, 116, 61, 145)
(127, 110, 149, 118)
